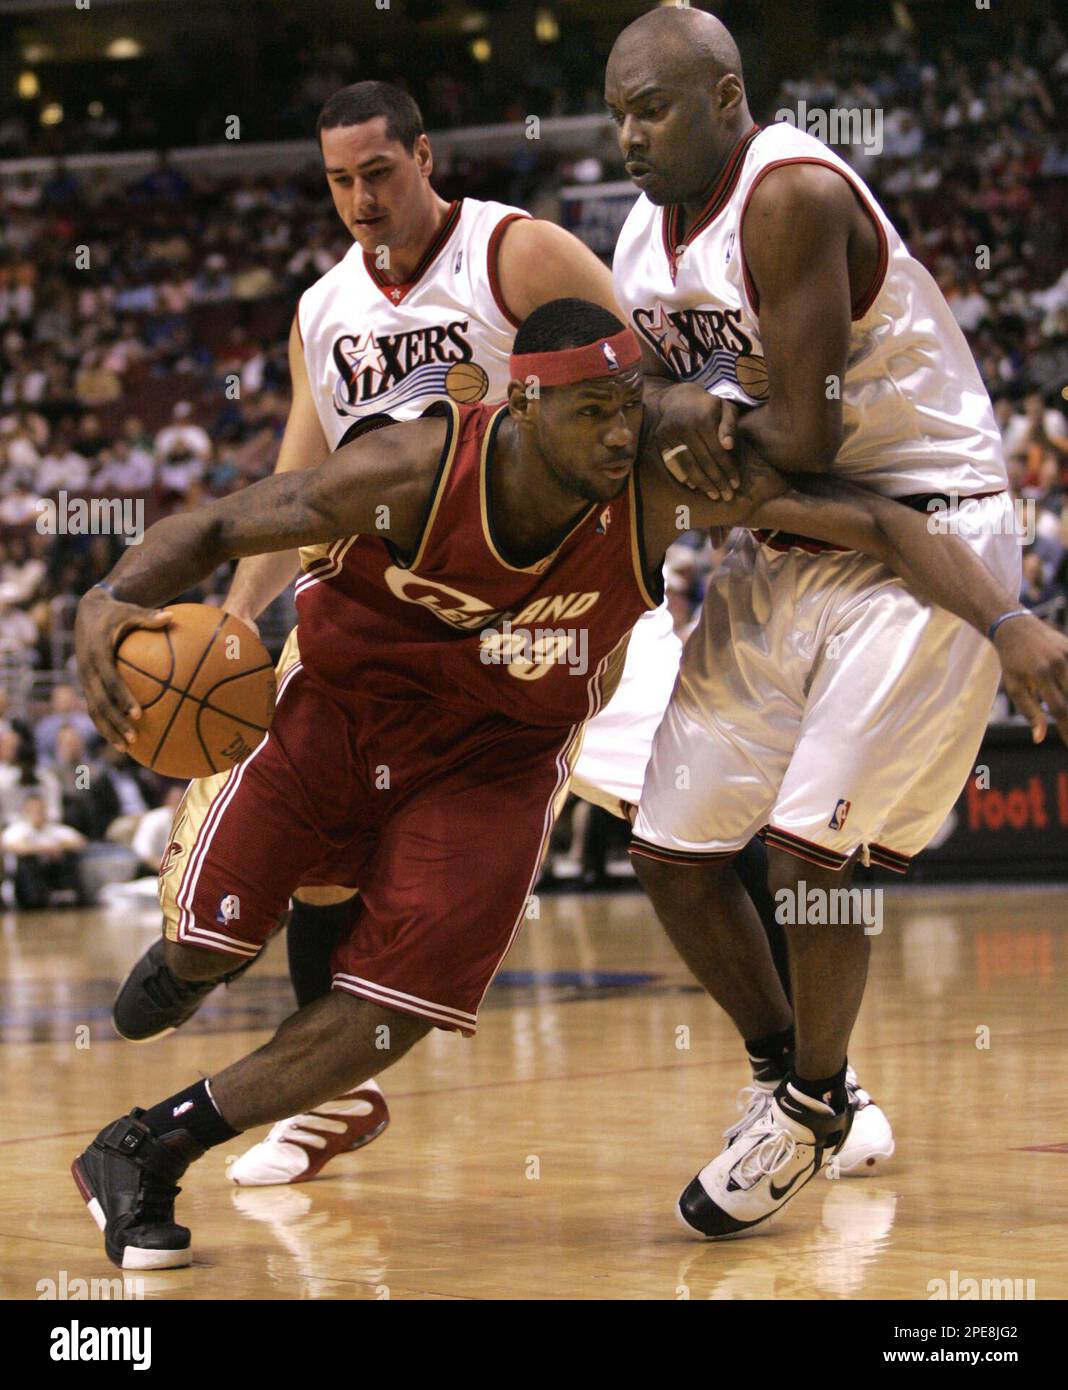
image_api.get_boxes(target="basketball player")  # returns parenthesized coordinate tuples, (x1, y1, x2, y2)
(109, 81, 829, 1188)
(110, 80, 656, 1179)
(605, 8, 1068, 1237)
(71, 300, 1064, 1268)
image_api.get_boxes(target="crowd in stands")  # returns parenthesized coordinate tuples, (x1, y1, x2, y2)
(0, 681, 184, 909)
(0, 13, 1066, 903)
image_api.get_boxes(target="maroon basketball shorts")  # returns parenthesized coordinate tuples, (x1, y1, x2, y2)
(160, 662, 581, 1034)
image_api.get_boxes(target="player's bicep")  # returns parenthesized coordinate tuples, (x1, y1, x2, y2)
(742, 168, 854, 463)
(273, 316, 330, 476)
(214, 419, 444, 557)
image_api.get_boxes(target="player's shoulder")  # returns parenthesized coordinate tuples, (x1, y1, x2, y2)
(458, 196, 530, 234)
(456, 197, 531, 265)
(299, 241, 365, 315)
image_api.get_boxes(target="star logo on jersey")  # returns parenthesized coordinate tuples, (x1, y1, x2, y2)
(643, 303, 690, 366)
(340, 330, 387, 386)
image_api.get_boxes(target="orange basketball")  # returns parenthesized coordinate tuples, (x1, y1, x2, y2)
(115, 603, 275, 778)
(735, 353, 769, 400)
(445, 360, 490, 403)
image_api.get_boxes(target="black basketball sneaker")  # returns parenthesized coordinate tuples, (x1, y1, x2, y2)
(678, 1077, 855, 1239)
(72, 1111, 203, 1269)
(113, 935, 258, 1042)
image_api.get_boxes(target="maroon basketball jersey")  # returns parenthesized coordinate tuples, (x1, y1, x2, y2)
(294, 400, 660, 727)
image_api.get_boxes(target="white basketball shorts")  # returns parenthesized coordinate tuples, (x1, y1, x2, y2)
(571, 602, 683, 819)
(631, 492, 1022, 873)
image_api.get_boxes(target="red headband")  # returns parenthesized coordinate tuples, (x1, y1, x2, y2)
(509, 327, 641, 387)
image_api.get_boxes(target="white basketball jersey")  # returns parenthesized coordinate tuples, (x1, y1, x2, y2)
(299, 198, 528, 447)
(613, 123, 1006, 496)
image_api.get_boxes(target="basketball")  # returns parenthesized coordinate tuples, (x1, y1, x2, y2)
(115, 604, 275, 778)
(735, 353, 769, 400)
(445, 360, 490, 402)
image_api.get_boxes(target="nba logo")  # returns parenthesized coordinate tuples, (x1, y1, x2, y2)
(601, 342, 619, 371)
(829, 799, 851, 831)
(596, 506, 612, 534)
(725, 231, 736, 264)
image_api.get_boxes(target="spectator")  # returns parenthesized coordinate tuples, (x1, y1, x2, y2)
(51, 725, 121, 841)
(131, 784, 185, 874)
(93, 438, 155, 494)
(33, 684, 98, 763)
(1020, 550, 1065, 611)
(0, 600, 38, 657)
(0, 688, 33, 749)
(1, 792, 87, 909)
(154, 400, 211, 465)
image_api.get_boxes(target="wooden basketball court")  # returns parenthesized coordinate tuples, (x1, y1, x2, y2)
(2, 884, 1066, 1300)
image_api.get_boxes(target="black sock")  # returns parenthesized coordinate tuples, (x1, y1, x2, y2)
(744, 1025, 796, 1084)
(789, 1063, 848, 1114)
(733, 836, 791, 998)
(141, 1079, 241, 1149)
(286, 898, 354, 1008)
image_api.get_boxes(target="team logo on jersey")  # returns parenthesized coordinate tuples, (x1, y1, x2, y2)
(158, 811, 186, 878)
(384, 566, 506, 631)
(829, 799, 852, 831)
(601, 341, 620, 371)
(632, 303, 767, 401)
(159, 839, 183, 877)
(331, 318, 483, 416)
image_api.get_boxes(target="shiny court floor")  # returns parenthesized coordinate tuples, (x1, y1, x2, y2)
(1, 884, 1066, 1300)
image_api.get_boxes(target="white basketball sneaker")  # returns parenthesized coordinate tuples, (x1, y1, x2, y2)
(723, 1067, 893, 1177)
(832, 1067, 895, 1177)
(227, 1082, 389, 1186)
(678, 1079, 853, 1238)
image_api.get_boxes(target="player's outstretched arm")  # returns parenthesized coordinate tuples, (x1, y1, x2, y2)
(222, 315, 332, 630)
(751, 479, 1068, 745)
(74, 416, 446, 748)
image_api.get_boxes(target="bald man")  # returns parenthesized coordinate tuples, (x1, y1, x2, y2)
(605, 8, 1066, 1238)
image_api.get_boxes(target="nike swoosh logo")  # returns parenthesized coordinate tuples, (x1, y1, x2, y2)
(769, 1166, 808, 1202)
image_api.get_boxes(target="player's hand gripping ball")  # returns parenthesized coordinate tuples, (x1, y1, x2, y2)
(77, 596, 275, 778)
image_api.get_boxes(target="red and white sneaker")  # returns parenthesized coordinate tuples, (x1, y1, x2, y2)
(227, 1081, 389, 1186)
